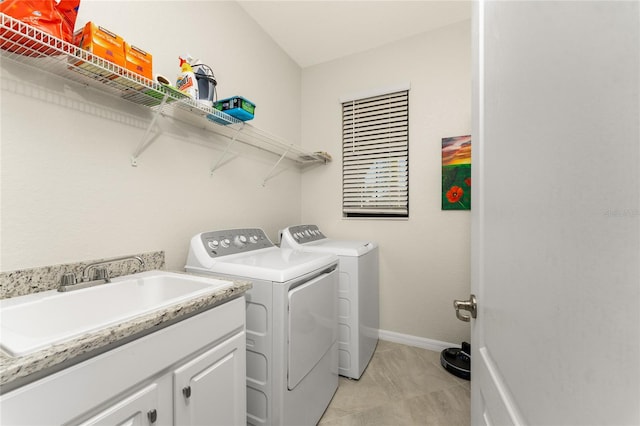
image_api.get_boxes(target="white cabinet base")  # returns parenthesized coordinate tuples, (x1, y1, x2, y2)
(0, 297, 246, 426)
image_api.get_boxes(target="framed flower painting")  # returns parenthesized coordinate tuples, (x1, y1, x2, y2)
(442, 135, 471, 210)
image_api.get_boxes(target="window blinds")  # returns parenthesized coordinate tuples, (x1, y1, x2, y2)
(342, 90, 409, 217)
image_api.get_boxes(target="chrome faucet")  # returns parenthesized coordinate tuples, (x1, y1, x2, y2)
(58, 255, 146, 292)
(81, 255, 145, 283)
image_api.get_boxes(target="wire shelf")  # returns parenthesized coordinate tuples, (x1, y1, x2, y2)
(0, 13, 331, 167)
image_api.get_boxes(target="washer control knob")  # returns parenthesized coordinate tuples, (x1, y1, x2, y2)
(234, 235, 247, 248)
(249, 235, 259, 244)
(221, 238, 231, 248)
(208, 240, 219, 250)
(304, 230, 311, 237)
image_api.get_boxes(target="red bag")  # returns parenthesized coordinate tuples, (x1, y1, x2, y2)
(1, 0, 81, 56)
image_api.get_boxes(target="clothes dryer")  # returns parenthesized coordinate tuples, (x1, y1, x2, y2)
(279, 224, 379, 379)
(186, 228, 339, 426)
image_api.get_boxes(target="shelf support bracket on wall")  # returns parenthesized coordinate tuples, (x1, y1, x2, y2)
(131, 94, 169, 166)
(210, 123, 245, 175)
(262, 145, 292, 187)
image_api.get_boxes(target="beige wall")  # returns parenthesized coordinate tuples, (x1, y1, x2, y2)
(301, 20, 472, 344)
(0, 1, 302, 271)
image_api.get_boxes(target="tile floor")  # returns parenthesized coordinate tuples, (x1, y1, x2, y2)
(319, 340, 470, 426)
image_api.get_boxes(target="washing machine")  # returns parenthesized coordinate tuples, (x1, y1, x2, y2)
(185, 228, 339, 426)
(279, 224, 379, 380)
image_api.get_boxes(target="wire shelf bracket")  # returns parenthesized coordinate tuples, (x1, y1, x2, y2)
(262, 145, 293, 187)
(210, 123, 245, 175)
(131, 93, 169, 166)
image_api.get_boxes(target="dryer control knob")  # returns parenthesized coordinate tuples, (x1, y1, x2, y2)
(234, 235, 247, 248)
(221, 238, 231, 248)
(249, 235, 259, 244)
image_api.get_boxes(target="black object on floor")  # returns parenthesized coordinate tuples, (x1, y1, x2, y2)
(440, 341, 470, 380)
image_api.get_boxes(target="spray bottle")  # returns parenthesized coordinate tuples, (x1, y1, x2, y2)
(176, 56, 198, 99)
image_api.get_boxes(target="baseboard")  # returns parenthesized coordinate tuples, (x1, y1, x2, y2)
(378, 329, 460, 352)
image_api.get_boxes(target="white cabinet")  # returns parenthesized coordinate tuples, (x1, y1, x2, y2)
(0, 297, 246, 426)
(174, 332, 246, 426)
(79, 332, 246, 426)
(79, 383, 162, 426)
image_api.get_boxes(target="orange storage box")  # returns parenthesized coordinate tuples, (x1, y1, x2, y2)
(73, 22, 125, 68)
(124, 43, 152, 80)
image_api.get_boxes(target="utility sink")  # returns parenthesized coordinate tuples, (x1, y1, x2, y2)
(0, 270, 234, 357)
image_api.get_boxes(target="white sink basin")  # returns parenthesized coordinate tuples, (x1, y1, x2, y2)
(0, 270, 234, 357)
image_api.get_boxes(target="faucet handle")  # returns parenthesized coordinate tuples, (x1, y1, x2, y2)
(60, 272, 77, 286)
(93, 267, 110, 282)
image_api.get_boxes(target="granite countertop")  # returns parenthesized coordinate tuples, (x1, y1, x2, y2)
(0, 274, 251, 391)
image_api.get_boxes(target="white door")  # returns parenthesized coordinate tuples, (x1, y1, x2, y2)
(471, 1, 640, 425)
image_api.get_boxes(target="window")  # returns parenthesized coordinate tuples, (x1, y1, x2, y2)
(342, 89, 409, 217)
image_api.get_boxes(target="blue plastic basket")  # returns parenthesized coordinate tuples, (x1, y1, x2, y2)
(213, 96, 255, 121)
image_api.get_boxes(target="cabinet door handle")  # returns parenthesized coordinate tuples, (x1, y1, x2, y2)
(182, 386, 192, 399)
(147, 409, 157, 423)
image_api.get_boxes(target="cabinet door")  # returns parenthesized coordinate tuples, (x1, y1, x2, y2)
(173, 332, 246, 426)
(78, 383, 160, 426)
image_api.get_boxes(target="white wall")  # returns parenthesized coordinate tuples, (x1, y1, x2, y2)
(301, 21, 472, 344)
(0, 1, 302, 271)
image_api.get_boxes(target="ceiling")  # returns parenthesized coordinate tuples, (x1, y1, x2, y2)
(237, 1, 472, 68)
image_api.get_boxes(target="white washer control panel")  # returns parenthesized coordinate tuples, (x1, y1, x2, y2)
(287, 225, 326, 244)
(200, 228, 272, 257)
